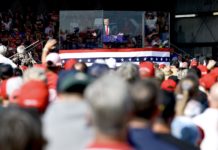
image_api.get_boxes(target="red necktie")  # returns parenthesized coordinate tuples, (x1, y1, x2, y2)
(106, 26, 109, 35)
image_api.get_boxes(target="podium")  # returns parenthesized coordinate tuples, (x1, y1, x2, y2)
(103, 35, 127, 48)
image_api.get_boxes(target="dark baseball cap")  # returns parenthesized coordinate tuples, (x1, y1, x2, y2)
(87, 63, 109, 78)
(0, 64, 14, 80)
(57, 70, 93, 94)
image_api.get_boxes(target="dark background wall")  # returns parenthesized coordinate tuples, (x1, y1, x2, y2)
(173, 0, 218, 58)
(0, 0, 174, 11)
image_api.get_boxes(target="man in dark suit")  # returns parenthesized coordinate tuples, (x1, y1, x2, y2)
(103, 18, 112, 48)
(103, 18, 111, 36)
(103, 18, 122, 48)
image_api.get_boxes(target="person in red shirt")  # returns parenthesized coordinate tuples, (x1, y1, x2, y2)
(41, 39, 62, 101)
(45, 52, 61, 89)
(85, 73, 133, 150)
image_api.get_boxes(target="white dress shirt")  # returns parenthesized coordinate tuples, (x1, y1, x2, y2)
(193, 108, 218, 150)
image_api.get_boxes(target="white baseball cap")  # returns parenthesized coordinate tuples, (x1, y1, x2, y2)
(46, 53, 62, 66)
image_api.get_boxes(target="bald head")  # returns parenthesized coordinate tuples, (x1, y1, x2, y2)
(208, 83, 218, 107)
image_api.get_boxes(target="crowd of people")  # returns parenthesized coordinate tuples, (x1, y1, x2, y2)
(0, 9, 217, 150)
(0, 9, 59, 60)
(0, 37, 217, 150)
(144, 11, 170, 48)
(60, 27, 102, 49)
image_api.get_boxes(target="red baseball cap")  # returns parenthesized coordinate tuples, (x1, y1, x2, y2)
(161, 79, 177, 92)
(190, 60, 198, 67)
(19, 65, 28, 71)
(18, 80, 49, 112)
(139, 61, 155, 78)
(199, 74, 216, 90)
(159, 64, 166, 69)
(64, 59, 77, 70)
(197, 65, 208, 76)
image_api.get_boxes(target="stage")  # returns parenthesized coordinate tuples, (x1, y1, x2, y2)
(59, 48, 172, 66)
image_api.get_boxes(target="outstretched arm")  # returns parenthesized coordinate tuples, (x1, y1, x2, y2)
(41, 39, 57, 64)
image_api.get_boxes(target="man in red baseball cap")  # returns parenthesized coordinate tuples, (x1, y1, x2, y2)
(139, 61, 155, 78)
(18, 80, 49, 113)
(161, 79, 177, 92)
(199, 74, 216, 92)
(190, 59, 198, 67)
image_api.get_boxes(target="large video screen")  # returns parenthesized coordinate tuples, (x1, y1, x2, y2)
(59, 11, 170, 49)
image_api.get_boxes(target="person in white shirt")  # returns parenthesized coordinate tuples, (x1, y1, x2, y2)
(193, 83, 218, 150)
(0, 45, 17, 68)
(145, 12, 157, 32)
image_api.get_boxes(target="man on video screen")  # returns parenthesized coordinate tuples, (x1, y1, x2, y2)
(103, 18, 125, 48)
(103, 18, 111, 36)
